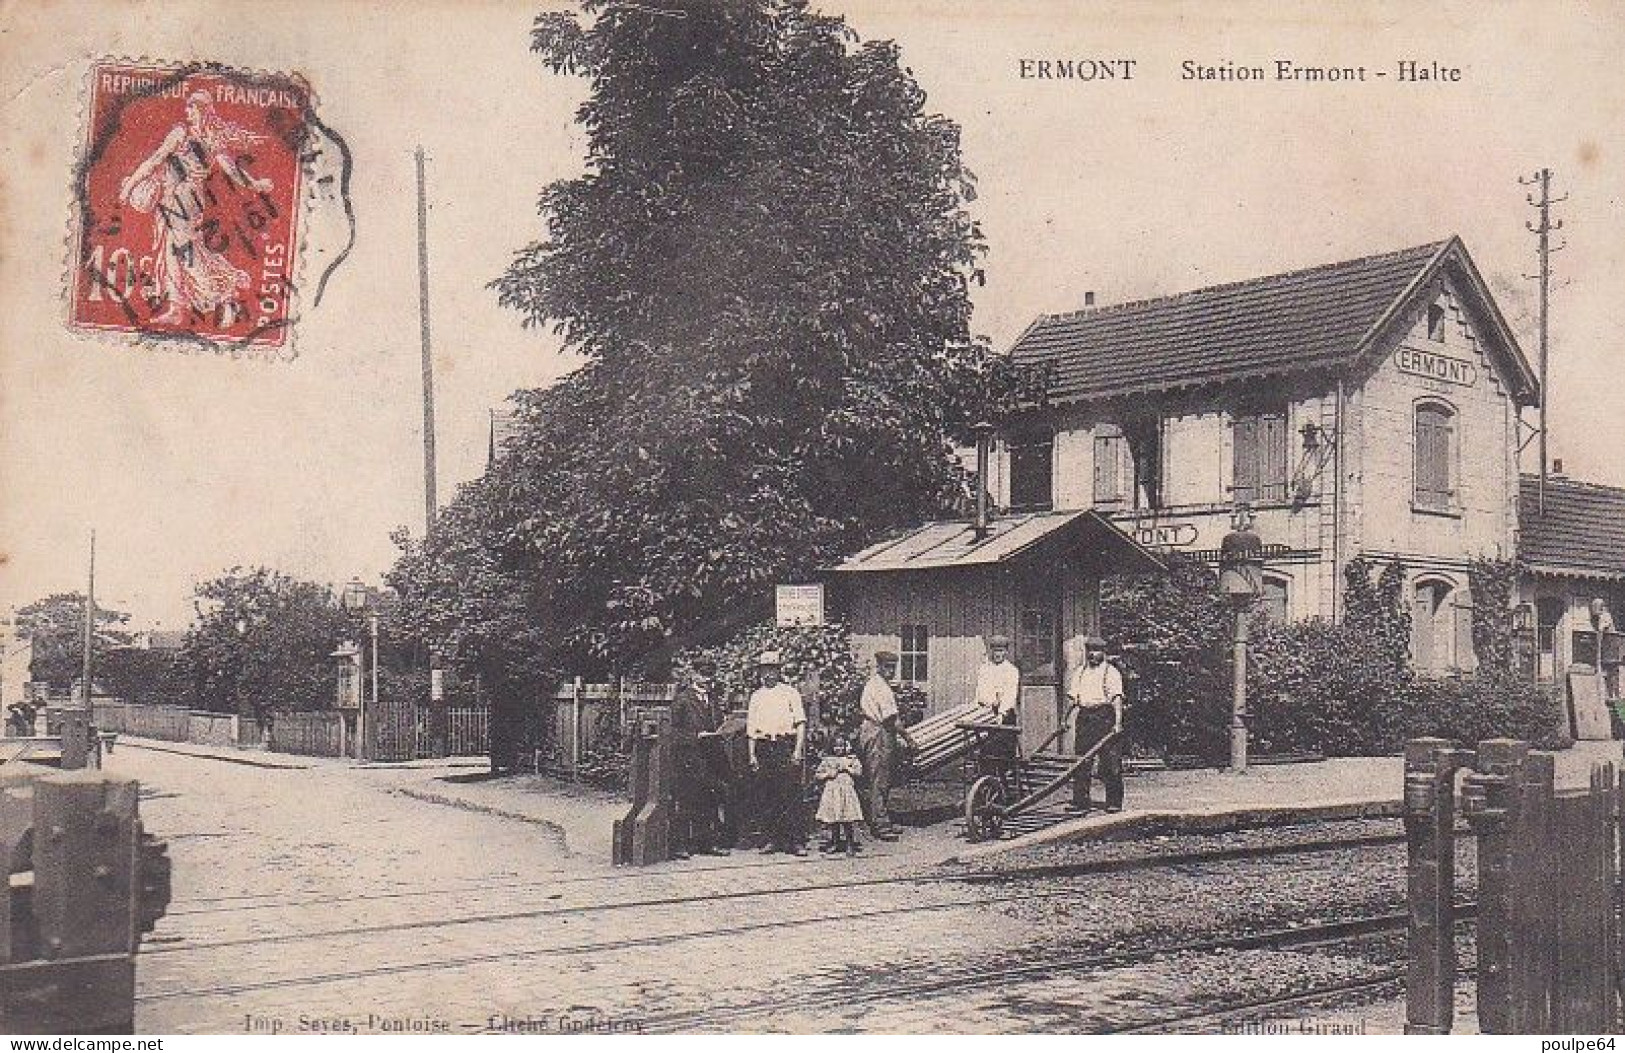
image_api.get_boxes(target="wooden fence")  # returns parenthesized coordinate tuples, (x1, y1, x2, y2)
(526, 680, 675, 780)
(267, 710, 347, 758)
(1405, 737, 1623, 1033)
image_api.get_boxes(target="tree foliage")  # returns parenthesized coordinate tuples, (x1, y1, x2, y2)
(14, 593, 129, 688)
(1467, 556, 1522, 680)
(1100, 560, 1234, 758)
(180, 567, 355, 717)
(1340, 556, 1411, 675)
(1108, 555, 1563, 759)
(396, 0, 1032, 686)
(99, 647, 185, 707)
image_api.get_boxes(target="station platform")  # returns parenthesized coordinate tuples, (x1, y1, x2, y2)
(949, 738, 1625, 862)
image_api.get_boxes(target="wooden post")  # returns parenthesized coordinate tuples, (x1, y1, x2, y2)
(1463, 738, 1526, 1034)
(8, 772, 141, 1033)
(59, 711, 92, 772)
(1616, 769, 1625, 1033)
(570, 677, 584, 780)
(611, 716, 674, 866)
(0, 768, 39, 965)
(1592, 764, 1616, 1030)
(1404, 737, 1460, 1034)
(1516, 751, 1556, 1032)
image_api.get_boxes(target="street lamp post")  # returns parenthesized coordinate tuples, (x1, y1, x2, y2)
(1219, 505, 1266, 774)
(342, 580, 375, 762)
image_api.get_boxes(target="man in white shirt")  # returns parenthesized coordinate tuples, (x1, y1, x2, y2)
(1066, 636, 1125, 814)
(746, 651, 808, 854)
(974, 635, 1021, 725)
(856, 650, 913, 841)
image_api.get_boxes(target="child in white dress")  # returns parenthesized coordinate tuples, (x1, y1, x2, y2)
(815, 736, 865, 856)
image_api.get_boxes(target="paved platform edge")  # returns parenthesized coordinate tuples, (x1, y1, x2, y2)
(115, 736, 314, 770)
(943, 797, 1405, 863)
(389, 785, 578, 853)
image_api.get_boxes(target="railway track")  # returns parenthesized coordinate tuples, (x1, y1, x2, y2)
(158, 824, 1408, 922)
(136, 826, 1416, 1008)
(143, 827, 1409, 955)
(636, 906, 1476, 1033)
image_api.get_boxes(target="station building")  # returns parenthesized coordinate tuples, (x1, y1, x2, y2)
(828, 237, 1551, 725)
(828, 236, 1625, 738)
(989, 236, 1541, 676)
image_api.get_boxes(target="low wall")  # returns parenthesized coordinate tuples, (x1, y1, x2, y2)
(187, 712, 237, 748)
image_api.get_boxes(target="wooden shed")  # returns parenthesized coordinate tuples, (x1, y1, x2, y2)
(824, 510, 1163, 753)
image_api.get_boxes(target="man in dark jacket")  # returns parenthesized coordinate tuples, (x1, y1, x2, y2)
(670, 656, 728, 857)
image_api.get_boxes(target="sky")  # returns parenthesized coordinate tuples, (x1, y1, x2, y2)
(2, 0, 1622, 628)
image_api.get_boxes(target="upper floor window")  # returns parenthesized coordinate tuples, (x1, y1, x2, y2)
(1008, 429, 1054, 512)
(1094, 420, 1163, 509)
(1232, 408, 1289, 505)
(1413, 401, 1457, 510)
(1427, 302, 1447, 342)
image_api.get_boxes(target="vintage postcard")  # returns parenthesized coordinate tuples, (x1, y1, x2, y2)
(2, 0, 1623, 1042)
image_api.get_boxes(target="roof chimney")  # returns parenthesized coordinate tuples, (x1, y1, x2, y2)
(972, 422, 995, 539)
(1084, 291, 1096, 308)
(1553, 457, 1565, 476)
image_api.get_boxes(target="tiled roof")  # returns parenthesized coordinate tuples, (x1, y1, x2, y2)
(827, 510, 1163, 574)
(1519, 474, 1625, 581)
(1010, 237, 1536, 404)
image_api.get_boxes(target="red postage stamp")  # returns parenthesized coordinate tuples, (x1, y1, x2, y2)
(72, 62, 314, 351)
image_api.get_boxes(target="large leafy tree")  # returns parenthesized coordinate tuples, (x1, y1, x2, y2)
(397, 0, 1028, 682)
(14, 592, 130, 688)
(180, 567, 356, 717)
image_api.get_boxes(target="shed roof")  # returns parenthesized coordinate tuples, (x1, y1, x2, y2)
(1519, 474, 1625, 582)
(826, 510, 1164, 575)
(1010, 236, 1538, 405)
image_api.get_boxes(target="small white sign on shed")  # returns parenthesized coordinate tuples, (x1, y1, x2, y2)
(776, 584, 825, 627)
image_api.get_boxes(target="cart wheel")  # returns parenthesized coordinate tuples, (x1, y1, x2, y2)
(964, 775, 1007, 842)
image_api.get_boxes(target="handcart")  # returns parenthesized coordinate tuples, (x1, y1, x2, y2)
(960, 708, 1119, 842)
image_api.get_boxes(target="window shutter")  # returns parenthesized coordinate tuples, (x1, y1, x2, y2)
(1259, 413, 1288, 502)
(1412, 586, 1433, 670)
(1093, 428, 1122, 504)
(1414, 406, 1453, 508)
(1232, 417, 1259, 505)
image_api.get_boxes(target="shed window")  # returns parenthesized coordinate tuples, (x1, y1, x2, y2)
(1017, 605, 1058, 684)
(1232, 409, 1289, 505)
(1573, 629, 1600, 670)
(1413, 402, 1456, 510)
(899, 624, 929, 683)
(1008, 430, 1054, 512)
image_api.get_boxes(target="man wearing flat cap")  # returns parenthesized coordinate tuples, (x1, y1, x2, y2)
(746, 650, 808, 854)
(857, 650, 914, 841)
(1066, 636, 1125, 814)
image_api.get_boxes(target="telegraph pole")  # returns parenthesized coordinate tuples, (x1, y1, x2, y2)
(81, 530, 95, 711)
(416, 146, 439, 537)
(1520, 168, 1566, 515)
